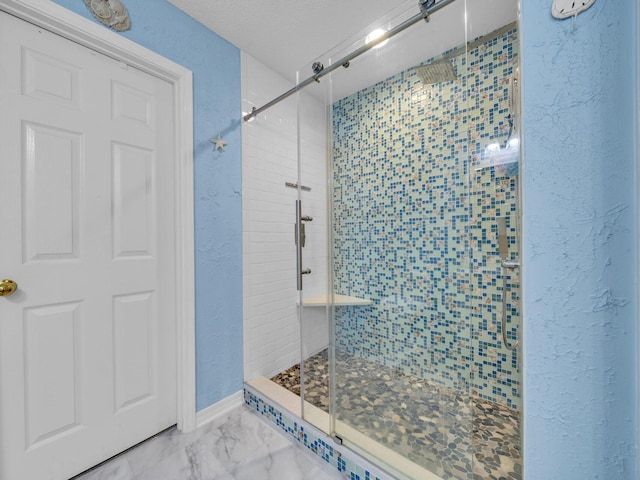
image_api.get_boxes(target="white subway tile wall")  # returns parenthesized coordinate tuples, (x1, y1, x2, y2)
(242, 53, 329, 381)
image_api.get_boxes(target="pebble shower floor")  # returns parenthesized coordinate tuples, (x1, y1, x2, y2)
(272, 349, 521, 480)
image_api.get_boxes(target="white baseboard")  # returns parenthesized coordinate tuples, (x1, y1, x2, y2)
(195, 390, 244, 428)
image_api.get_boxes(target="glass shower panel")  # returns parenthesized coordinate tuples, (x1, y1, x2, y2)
(288, 1, 523, 479)
(295, 83, 332, 431)
(242, 55, 306, 402)
(467, 17, 523, 480)
(326, 2, 475, 478)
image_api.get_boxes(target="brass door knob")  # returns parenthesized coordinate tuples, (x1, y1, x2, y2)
(0, 279, 17, 296)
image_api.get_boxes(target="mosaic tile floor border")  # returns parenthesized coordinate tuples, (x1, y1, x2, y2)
(244, 385, 398, 480)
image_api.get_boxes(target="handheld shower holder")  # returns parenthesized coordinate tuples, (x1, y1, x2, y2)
(501, 259, 520, 269)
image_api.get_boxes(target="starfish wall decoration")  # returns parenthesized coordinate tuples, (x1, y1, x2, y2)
(211, 134, 228, 152)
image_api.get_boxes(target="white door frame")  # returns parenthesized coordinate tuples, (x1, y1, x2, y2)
(0, 0, 197, 432)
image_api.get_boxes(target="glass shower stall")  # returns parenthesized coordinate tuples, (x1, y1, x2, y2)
(243, 0, 522, 478)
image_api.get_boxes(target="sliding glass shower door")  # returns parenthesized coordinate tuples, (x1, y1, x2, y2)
(295, 0, 522, 479)
(325, 2, 475, 478)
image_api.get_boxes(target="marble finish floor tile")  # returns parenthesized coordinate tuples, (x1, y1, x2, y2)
(74, 406, 344, 480)
(73, 456, 136, 480)
(272, 349, 521, 480)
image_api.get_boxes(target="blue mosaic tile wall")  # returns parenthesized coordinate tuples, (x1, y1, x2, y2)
(332, 27, 521, 409)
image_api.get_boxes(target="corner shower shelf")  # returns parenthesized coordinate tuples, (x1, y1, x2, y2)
(300, 294, 372, 307)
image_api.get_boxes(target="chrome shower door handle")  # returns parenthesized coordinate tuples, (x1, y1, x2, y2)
(295, 201, 314, 290)
(295, 200, 311, 290)
(296, 200, 302, 290)
(295, 223, 306, 248)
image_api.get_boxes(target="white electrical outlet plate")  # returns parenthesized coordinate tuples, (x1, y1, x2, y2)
(552, 0, 596, 19)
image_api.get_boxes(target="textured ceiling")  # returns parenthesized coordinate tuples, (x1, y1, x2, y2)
(166, 0, 518, 100)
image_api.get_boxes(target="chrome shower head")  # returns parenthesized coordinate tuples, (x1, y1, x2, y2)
(414, 61, 457, 85)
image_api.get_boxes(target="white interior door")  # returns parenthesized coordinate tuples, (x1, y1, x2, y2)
(0, 11, 177, 480)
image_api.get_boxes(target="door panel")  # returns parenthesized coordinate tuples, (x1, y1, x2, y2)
(21, 47, 82, 107)
(22, 123, 82, 262)
(0, 11, 176, 480)
(111, 81, 153, 125)
(24, 301, 83, 449)
(113, 291, 157, 412)
(112, 143, 155, 258)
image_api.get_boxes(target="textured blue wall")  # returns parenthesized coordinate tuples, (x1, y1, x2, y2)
(520, 0, 637, 478)
(48, 0, 639, 475)
(51, 0, 243, 411)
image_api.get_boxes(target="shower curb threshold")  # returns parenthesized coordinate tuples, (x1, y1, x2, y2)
(244, 379, 444, 480)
